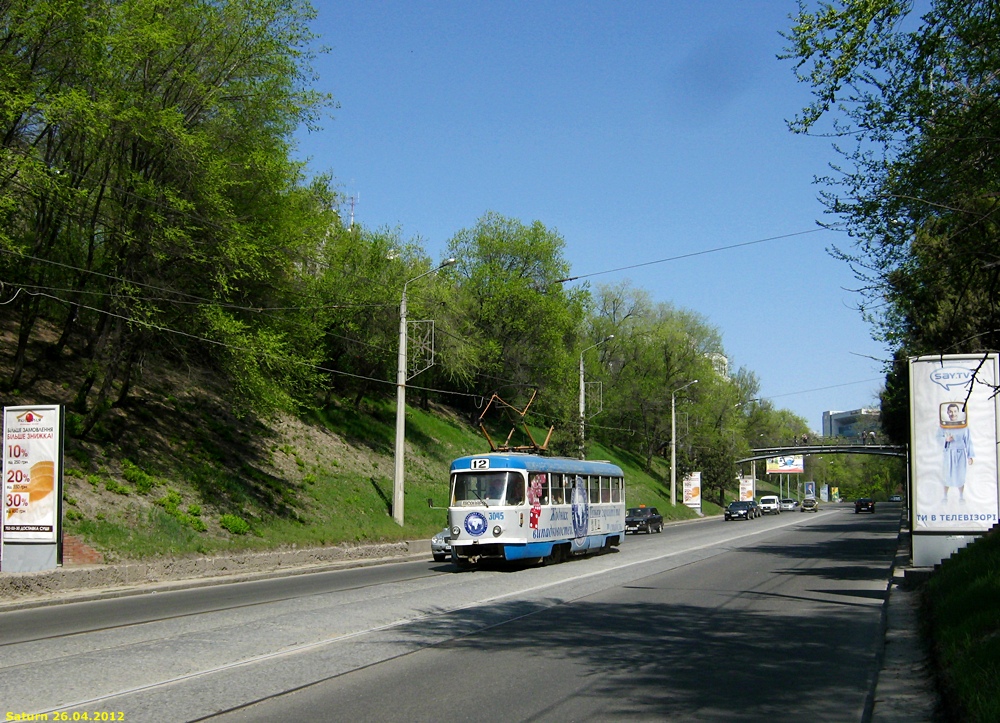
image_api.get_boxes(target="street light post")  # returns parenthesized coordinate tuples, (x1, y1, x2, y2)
(393, 258, 456, 526)
(579, 335, 614, 459)
(671, 379, 698, 506)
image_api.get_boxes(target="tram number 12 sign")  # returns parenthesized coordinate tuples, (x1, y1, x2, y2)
(2, 405, 63, 543)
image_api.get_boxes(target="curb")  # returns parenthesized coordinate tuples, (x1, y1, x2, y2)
(866, 522, 943, 723)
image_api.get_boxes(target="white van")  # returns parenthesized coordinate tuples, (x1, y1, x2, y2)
(759, 495, 781, 514)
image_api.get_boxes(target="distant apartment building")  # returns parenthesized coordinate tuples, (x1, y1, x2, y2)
(707, 353, 728, 378)
(822, 408, 880, 439)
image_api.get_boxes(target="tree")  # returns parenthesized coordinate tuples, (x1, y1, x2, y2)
(0, 0, 336, 429)
(783, 0, 1000, 432)
(587, 281, 730, 471)
(445, 212, 585, 426)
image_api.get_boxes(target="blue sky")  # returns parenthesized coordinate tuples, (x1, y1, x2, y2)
(295, 1, 889, 432)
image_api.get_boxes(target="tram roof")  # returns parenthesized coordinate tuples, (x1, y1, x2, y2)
(450, 453, 624, 476)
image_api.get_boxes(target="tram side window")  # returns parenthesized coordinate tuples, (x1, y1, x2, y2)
(601, 475, 611, 503)
(589, 475, 600, 503)
(550, 474, 564, 504)
(611, 477, 622, 503)
(527, 473, 548, 505)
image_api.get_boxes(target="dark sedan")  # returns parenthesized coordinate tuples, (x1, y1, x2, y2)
(725, 500, 755, 521)
(855, 498, 876, 514)
(626, 506, 664, 534)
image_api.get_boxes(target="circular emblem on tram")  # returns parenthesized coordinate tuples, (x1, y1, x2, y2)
(464, 511, 488, 537)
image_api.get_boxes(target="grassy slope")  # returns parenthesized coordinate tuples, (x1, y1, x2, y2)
(922, 528, 1000, 723)
(57, 391, 706, 559)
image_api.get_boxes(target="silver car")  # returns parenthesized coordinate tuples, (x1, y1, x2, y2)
(431, 527, 452, 562)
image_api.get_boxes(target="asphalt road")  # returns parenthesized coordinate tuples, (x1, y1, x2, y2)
(1, 505, 901, 722)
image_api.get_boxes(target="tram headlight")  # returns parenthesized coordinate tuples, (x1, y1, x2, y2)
(451, 526, 461, 537)
(492, 525, 503, 537)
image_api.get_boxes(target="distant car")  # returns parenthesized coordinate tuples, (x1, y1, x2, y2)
(725, 500, 755, 521)
(855, 498, 876, 514)
(780, 498, 797, 511)
(759, 495, 781, 514)
(431, 527, 452, 561)
(626, 506, 664, 534)
(801, 497, 819, 513)
(888, 495, 902, 502)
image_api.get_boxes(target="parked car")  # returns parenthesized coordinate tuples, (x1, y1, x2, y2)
(725, 500, 755, 521)
(625, 506, 664, 534)
(759, 495, 781, 514)
(801, 497, 819, 512)
(780, 498, 798, 511)
(855, 498, 876, 514)
(431, 527, 452, 561)
(888, 495, 902, 502)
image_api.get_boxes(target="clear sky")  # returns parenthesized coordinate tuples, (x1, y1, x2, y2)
(294, 0, 890, 432)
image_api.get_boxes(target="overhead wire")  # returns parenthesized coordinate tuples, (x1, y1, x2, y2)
(0, 284, 482, 399)
(554, 228, 830, 283)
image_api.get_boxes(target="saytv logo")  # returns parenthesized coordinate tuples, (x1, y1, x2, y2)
(930, 367, 975, 392)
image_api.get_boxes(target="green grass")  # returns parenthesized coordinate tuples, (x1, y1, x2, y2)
(922, 530, 1000, 723)
(70, 506, 213, 559)
(66, 400, 729, 558)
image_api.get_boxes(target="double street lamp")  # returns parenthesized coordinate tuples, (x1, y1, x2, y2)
(578, 335, 614, 459)
(393, 257, 456, 526)
(671, 379, 698, 506)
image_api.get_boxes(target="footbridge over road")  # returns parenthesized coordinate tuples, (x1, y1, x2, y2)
(736, 443, 908, 465)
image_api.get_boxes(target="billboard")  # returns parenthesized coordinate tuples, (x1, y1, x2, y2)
(683, 472, 702, 510)
(910, 354, 999, 534)
(738, 475, 755, 501)
(766, 455, 804, 474)
(3, 405, 63, 544)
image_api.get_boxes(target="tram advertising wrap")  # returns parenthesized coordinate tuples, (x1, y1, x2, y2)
(447, 453, 625, 567)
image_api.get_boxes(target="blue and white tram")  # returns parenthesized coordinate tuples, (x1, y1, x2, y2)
(447, 453, 626, 566)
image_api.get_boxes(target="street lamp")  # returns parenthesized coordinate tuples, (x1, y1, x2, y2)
(671, 379, 698, 506)
(578, 335, 614, 459)
(393, 257, 456, 526)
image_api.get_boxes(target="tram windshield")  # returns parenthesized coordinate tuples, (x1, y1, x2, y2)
(452, 471, 525, 507)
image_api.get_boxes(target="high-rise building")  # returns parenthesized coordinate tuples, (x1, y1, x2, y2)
(822, 408, 880, 439)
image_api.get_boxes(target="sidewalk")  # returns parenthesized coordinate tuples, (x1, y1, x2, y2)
(868, 528, 943, 722)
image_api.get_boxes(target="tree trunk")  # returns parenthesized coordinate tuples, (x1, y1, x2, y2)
(7, 294, 41, 390)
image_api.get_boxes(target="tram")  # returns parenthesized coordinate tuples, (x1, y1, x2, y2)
(447, 452, 625, 566)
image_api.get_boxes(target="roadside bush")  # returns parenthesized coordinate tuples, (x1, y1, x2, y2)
(220, 514, 251, 535)
(122, 460, 156, 494)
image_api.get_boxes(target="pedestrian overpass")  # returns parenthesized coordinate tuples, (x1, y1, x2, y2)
(736, 443, 908, 465)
